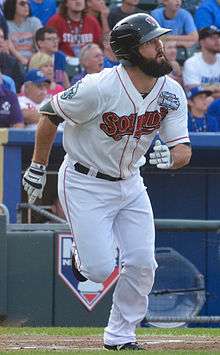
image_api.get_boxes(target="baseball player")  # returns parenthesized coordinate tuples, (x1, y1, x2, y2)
(23, 14, 192, 351)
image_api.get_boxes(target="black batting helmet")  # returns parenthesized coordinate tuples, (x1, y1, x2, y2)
(110, 13, 171, 65)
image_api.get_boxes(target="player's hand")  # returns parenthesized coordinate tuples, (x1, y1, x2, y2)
(22, 162, 47, 203)
(149, 140, 173, 169)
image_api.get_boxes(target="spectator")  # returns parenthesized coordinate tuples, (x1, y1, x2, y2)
(103, 33, 118, 68)
(183, 26, 220, 97)
(0, 25, 24, 91)
(47, 0, 102, 60)
(163, 39, 182, 84)
(35, 27, 70, 89)
(151, 0, 198, 48)
(0, 75, 24, 127)
(29, 0, 56, 25)
(3, 0, 42, 65)
(29, 52, 64, 97)
(1, 72, 16, 92)
(0, 5, 8, 38)
(108, 0, 142, 30)
(194, 0, 220, 30)
(187, 86, 218, 132)
(71, 42, 103, 84)
(207, 98, 220, 130)
(18, 68, 49, 128)
(86, 0, 110, 35)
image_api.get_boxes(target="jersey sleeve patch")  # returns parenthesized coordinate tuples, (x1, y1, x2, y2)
(60, 80, 82, 100)
(157, 91, 180, 111)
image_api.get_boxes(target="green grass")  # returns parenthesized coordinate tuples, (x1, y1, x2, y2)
(1, 327, 220, 354)
(0, 351, 217, 355)
(0, 326, 220, 336)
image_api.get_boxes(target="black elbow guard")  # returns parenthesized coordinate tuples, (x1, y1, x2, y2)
(39, 100, 64, 126)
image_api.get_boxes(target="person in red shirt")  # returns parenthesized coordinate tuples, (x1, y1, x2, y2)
(47, 0, 102, 58)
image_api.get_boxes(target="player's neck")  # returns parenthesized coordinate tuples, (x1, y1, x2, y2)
(125, 66, 157, 94)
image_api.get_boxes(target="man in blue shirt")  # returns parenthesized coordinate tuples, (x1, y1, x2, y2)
(195, 0, 220, 30)
(151, 0, 198, 47)
(187, 86, 218, 132)
(30, 0, 57, 26)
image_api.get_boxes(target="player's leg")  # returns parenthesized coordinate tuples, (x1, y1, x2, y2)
(104, 174, 157, 346)
(58, 159, 118, 283)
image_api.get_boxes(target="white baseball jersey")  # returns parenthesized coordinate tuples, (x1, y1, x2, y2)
(51, 64, 190, 179)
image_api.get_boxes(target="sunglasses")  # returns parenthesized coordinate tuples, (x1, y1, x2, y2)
(18, 1, 29, 6)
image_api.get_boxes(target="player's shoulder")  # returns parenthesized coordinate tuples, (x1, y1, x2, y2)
(88, 66, 118, 88)
(164, 76, 187, 99)
(71, 68, 115, 98)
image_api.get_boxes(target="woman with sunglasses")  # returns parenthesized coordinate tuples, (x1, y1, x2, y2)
(3, 0, 42, 66)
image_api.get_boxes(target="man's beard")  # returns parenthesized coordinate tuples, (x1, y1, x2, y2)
(135, 54, 173, 77)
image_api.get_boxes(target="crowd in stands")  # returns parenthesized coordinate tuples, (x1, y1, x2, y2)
(0, 0, 220, 132)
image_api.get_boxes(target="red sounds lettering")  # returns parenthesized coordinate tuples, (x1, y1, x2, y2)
(100, 107, 168, 141)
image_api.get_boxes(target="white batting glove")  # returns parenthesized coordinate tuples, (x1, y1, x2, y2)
(22, 162, 47, 203)
(149, 140, 173, 169)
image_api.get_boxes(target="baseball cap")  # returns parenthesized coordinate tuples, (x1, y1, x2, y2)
(24, 69, 50, 84)
(199, 25, 220, 40)
(186, 86, 212, 100)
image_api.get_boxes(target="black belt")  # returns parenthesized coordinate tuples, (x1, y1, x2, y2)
(74, 162, 122, 182)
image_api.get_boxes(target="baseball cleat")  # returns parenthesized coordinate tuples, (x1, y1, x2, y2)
(103, 342, 144, 351)
(71, 244, 87, 282)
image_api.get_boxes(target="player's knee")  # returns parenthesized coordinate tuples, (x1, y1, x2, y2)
(127, 249, 157, 271)
(124, 249, 157, 295)
(85, 260, 115, 283)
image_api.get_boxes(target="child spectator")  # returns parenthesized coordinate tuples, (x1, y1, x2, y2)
(71, 42, 103, 84)
(18, 68, 49, 128)
(187, 86, 218, 132)
(183, 26, 220, 97)
(29, 0, 56, 25)
(0, 74, 24, 127)
(47, 0, 102, 60)
(0, 25, 24, 92)
(35, 27, 70, 89)
(86, 0, 110, 36)
(151, 0, 198, 48)
(194, 0, 220, 30)
(29, 52, 64, 97)
(108, 0, 142, 30)
(3, 0, 42, 65)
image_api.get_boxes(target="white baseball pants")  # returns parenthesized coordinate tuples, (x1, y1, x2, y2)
(58, 157, 157, 345)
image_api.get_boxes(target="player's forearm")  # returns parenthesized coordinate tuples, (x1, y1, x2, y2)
(170, 144, 192, 169)
(32, 115, 58, 166)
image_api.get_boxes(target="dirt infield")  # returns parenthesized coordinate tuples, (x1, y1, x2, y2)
(1, 335, 220, 351)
